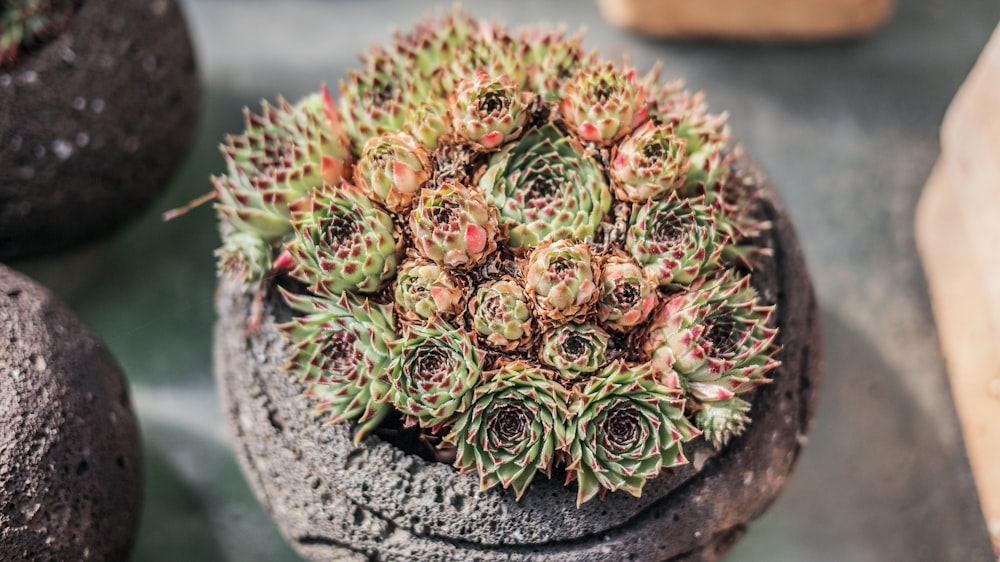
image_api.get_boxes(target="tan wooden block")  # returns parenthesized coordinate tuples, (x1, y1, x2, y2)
(941, 25, 1000, 335)
(596, 0, 895, 40)
(916, 164, 1000, 553)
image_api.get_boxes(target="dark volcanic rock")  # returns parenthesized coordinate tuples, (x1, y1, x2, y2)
(0, 265, 142, 561)
(213, 154, 820, 561)
(0, 0, 199, 260)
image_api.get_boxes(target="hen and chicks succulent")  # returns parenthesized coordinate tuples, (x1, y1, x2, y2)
(213, 10, 779, 506)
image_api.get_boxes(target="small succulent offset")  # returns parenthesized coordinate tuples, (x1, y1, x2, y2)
(0, 0, 77, 67)
(210, 10, 780, 505)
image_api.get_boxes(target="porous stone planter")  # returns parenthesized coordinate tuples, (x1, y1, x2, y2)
(0, 0, 199, 260)
(214, 152, 820, 562)
(0, 265, 142, 561)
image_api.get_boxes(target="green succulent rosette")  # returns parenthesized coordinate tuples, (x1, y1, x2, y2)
(644, 270, 779, 405)
(354, 132, 430, 213)
(405, 99, 452, 150)
(597, 252, 659, 333)
(626, 194, 727, 287)
(287, 182, 399, 295)
(409, 182, 500, 270)
(446, 362, 571, 500)
(560, 62, 648, 145)
(651, 86, 730, 191)
(610, 120, 691, 202)
(567, 361, 699, 506)
(522, 28, 591, 102)
(213, 91, 350, 283)
(393, 256, 466, 323)
(468, 277, 535, 352)
(695, 397, 752, 450)
(523, 239, 600, 324)
(451, 71, 528, 149)
(480, 124, 612, 251)
(386, 321, 482, 429)
(539, 323, 610, 380)
(339, 52, 409, 150)
(279, 290, 395, 442)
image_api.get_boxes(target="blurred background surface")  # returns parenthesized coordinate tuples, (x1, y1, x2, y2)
(13, 0, 1000, 559)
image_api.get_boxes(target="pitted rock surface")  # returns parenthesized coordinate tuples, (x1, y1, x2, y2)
(0, 265, 142, 561)
(214, 154, 821, 561)
(0, 0, 199, 260)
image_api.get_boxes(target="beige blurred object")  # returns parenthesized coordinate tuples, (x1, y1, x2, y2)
(596, 0, 895, 40)
(915, 22, 1000, 555)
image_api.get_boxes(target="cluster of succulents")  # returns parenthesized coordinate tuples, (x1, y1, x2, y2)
(0, 0, 78, 67)
(212, 11, 780, 506)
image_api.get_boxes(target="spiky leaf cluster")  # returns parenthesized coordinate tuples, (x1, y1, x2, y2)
(213, 11, 781, 505)
(1, 0, 76, 67)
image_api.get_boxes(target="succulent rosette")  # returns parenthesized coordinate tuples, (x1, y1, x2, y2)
(468, 278, 534, 351)
(287, 182, 400, 295)
(523, 239, 600, 324)
(1, 0, 77, 66)
(279, 290, 396, 441)
(387, 321, 482, 429)
(393, 256, 466, 323)
(652, 86, 730, 191)
(644, 270, 779, 407)
(610, 120, 691, 202)
(523, 28, 590, 102)
(354, 132, 430, 212)
(626, 194, 728, 287)
(597, 252, 659, 333)
(211, 11, 784, 507)
(539, 323, 610, 379)
(560, 62, 647, 145)
(480, 124, 612, 251)
(695, 397, 752, 450)
(446, 362, 570, 500)
(567, 361, 699, 506)
(405, 100, 451, 150)
(451, 71, 528, 149)
(409, 182, 500, 270)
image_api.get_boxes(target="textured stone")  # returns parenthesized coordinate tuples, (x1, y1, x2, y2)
(0, 0, 199, 260)
(213, 153, 820, 561)
(0, 265, 143, 561)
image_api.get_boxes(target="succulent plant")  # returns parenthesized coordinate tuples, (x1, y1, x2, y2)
(644, 270, 779, 442)
(597, 252, 658, 333)
(279, 290, 396, 442)
(1, 0, 77, 67)
(567, 361, 699, 506)
(523, 239, 600, 325)
(468, 278, 534, 352)
(451, 71, 529, 150)
(387, 321, 482, 430)
(446, 362, 570, 500)
(409, 182, 500, 270)
(354, 132, 430, 213)
(480, 124, 612, 251)
(287, 181, 399, 296)
(393, 256, 466, 323)
(626, 194, 728, 287)
(695, 397, 752, 450)
(539, 323, 610, 379)
(560, 62, 647, 145)
(213, 10, 780, 505)
(610, 120, 691, 202)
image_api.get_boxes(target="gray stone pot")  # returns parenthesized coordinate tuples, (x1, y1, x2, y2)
(0, 265, 143, 561)
(214, 156, 820, 561)
(0, 0, 199, 260)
